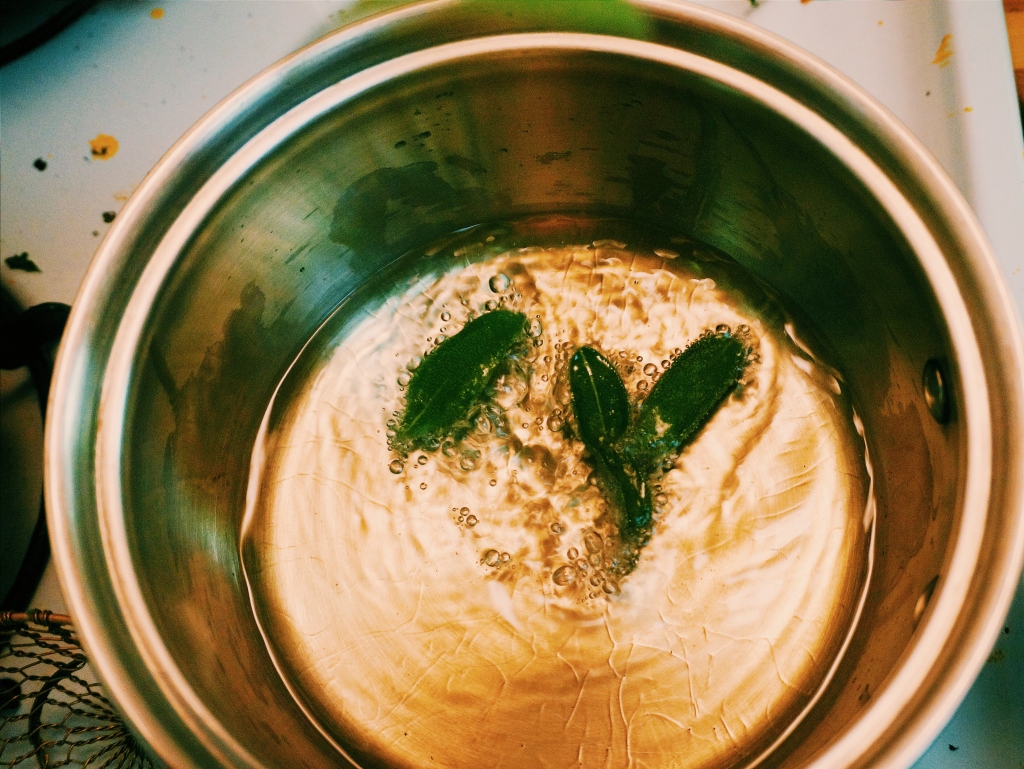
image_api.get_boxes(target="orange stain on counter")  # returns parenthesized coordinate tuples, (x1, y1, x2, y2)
(89, 134, 119, 160)
(933, 34, 954, 67)
(113, 185, 137, 202)
(151, 8, 164, 19)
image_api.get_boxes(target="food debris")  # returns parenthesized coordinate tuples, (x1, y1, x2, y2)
(89, 134, 119, 160)
(933, 34, 954, 68)
(5, 253, 41, 272)
(102, 211, 116, 223)
(948, 744, 959, 752)
(150, 7, 164, 19)
(33, 158, 47, 171)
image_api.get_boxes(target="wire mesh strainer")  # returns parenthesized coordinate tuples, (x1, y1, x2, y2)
(0, 610, 153, 768)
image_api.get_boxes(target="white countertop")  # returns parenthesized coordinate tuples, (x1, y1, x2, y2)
(2, 2, 1022, 767)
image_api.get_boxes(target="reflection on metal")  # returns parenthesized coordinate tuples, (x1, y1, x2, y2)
(923, 359, 950, 424)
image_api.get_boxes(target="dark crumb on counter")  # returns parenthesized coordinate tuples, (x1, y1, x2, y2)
(33, 158, 47, 171)
(926, 91, 931, 96)
(102, 211, 116, 223)
(394, 140, 407, 148)
(948, 744, 959, 752)
(1005, 626, 1011, 634)
(92, 230, 99, 236)
(5, 253, 40, 272)
(987, 648, 1005, 663)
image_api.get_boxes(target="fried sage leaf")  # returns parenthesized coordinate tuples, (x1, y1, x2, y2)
(569, 346, 652, 542)
(397, 309, 527, 449)
(623, 332, 748, 474)
(568, 346, 630, 451)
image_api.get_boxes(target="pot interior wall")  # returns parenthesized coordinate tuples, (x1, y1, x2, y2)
(119, 49, 961, 767)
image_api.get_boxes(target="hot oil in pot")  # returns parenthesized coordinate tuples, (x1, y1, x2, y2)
(240, 219, 874, 769)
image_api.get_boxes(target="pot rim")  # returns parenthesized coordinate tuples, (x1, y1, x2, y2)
(45, 3, 1024, 768)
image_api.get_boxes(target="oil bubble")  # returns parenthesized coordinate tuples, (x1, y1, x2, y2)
(546, 415, 564, 431)
(417, 455, 428, 466)
(460, 506, 470, 516)
(567, 547, 579, 560)
(716, 324, 730, 335)
(483, 300, 497, 312)
(459, 451, 480, 472)
(488, 274, 511, 293)
(466, 515, 478, 527)
(408, 355, 423, 370)
(533, 338, 543, 347)
(590, 574, 603, 586)
(434, 334, 447, 345)
(397, 372, 411, 387)
(419, 482, 428, 490)
(602, 580, 618, 594)
(528, 318, 543, 338)
(441, 440, 458, 457)
(388, 459, 404, 474)
(483, 550, 500, 567)
(584, 531, 603, 553)
(550, 522, 565, 535)
(637, 381, 649, 391)
(589, 552, 602, 566)
(441, 311, 451, 321)
(552, 565, 577, 586)
(643, 363, 658, 376)
(576, 560, 589, 573)
(489, 478, 497, 487)
(499, 552, 510, 563)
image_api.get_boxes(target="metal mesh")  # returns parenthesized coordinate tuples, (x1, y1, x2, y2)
(1, 611, 153, 769)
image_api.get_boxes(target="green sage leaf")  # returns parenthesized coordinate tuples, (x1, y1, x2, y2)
(569, 346, 651, 544)
(397, 309, 528, 449)
(568, 346, 630, 451)
(623, 332, 748, 473)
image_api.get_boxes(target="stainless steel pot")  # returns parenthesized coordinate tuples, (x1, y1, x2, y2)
(45, 2, 1024, 767)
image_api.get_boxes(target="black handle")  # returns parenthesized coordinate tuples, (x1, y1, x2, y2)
(0, 300, 71, 613)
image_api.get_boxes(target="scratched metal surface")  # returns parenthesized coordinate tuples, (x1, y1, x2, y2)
(0, 1, 1021, 767)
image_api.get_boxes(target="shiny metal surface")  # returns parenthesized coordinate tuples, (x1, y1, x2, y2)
(44, 2, 1024, 769)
